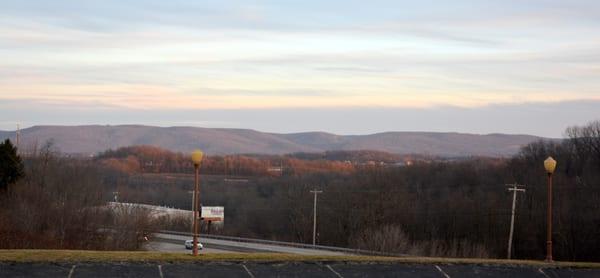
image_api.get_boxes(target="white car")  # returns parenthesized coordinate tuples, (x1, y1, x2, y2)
(185, 239, 203, 250)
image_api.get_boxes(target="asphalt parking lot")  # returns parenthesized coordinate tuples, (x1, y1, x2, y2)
(1, 261, 600, 278)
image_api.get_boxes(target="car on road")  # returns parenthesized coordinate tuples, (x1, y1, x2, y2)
(185, 239, 203, 250)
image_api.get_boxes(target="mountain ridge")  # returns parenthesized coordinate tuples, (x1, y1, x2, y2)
(0, 125, 548, 157)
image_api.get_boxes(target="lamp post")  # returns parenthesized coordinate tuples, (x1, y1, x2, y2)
(191, 149, 204, 256)
(544, 156, 557, 262)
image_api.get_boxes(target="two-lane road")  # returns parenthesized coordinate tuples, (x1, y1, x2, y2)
(143, 239, 236, 254)
(151, 232, 349, 256)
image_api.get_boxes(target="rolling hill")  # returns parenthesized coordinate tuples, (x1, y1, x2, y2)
(0, 125, 546, 157)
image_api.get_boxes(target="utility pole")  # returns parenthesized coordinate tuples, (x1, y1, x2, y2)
(310, 189, 322, 246)
(506, 183, 526, 259)
(16, 124, 20, 150)
(186, 190, 198, 240)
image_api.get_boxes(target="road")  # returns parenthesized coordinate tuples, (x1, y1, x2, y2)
(2, 261, 599, 277)
(143, 240, 236, 254)
(152, 232, 349, 256)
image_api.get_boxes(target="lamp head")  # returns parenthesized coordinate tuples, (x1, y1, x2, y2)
(544, 156, 557, 174)
(191, 149, 204, 166)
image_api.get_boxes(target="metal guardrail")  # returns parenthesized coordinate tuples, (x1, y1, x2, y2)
(157, 230, 406, 257)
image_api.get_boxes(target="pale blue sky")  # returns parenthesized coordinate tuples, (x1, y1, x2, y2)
(1, 1, 599, 136)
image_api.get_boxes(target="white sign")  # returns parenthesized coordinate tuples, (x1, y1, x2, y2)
(201, 206, 224, 221)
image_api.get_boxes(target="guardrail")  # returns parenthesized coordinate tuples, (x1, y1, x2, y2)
(157, 230, 406, 257)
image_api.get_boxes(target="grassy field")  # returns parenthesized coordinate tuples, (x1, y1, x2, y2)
(1, 250, 600, 268)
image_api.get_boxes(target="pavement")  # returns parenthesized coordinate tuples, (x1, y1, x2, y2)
(1, 261, 600, 277)
(152, 233, 348, 256)
(143, 239, 236, 254)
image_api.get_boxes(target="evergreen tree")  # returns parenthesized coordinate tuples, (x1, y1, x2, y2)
(0, 139, 24, 190)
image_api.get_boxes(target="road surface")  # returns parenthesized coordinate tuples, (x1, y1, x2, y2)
(152, 232, 348, 256)
(1, 261, 599, 277)
(143, 239, 235, 254)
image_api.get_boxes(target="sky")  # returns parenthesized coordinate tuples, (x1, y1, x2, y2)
(1, 0, 599, 137)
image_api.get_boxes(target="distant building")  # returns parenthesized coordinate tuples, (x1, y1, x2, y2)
(267, 166, 283, 176)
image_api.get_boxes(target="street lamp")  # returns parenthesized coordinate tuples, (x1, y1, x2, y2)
(191, 149, 204, 256)
(544, 156, 557, 262)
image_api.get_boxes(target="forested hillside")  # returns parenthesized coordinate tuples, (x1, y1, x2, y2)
(0, 125, 545, 157)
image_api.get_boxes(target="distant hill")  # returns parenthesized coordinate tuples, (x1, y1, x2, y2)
(0, 125, 547, 157)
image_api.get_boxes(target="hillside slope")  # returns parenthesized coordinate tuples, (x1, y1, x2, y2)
(0, 125, 545, 157)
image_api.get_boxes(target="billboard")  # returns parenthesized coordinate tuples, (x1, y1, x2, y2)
(201, 206, 224, 222)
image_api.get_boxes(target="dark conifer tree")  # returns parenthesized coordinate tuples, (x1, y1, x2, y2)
(0, 139, 24, 191)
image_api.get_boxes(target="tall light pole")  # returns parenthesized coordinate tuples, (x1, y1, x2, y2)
(191, 149, 204, 256)
(310, 189, 322, 246)
(544, 156, 557, 262)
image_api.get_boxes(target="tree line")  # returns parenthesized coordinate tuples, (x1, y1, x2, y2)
(96, 146, 362, 176)
(0, 141, 157, 250)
